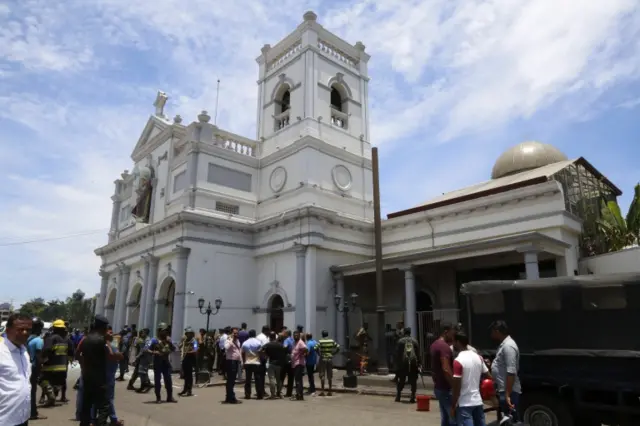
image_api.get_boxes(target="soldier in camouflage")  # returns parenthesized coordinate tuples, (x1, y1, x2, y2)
(127, 328, 152, 392)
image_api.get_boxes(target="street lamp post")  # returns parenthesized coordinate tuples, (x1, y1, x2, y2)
(196, 297, 222, 384)
(197, 297, 222, 332)
(335, 292, 358, 387)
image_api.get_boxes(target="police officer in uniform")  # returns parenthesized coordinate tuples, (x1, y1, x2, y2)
(178, 327, 198, 396)
(41, 319, 70, 406)
(149, 323, 177, 403)
(136, 328, 153, 393)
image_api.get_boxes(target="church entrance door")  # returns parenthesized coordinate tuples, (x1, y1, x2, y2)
(269, 295, 284, 332)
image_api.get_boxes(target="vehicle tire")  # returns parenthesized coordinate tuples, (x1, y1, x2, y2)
(520, 392, 574, 426)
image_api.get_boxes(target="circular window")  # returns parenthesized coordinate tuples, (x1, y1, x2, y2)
(331, 165, 352, 192)
(269, 166, 287, 193)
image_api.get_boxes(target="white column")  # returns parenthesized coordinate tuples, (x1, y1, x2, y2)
(148, 178, 158, 223)
(524, 252, 540, 280)
(170, 246, 191, 344)
(143, 255, 159, 330)
(304, 245, 317, 335)
(294, 245, 307, 329)
(138, 261, 150, 329)
(402, 266, 417, 338)
(113, 268, 123, 330)
(187, 144, 200, 209)
(117, 265, 131, 330)
(97, 268, 109, 316)
(334, 273, 345, 348)
(108, 180, 123, 243)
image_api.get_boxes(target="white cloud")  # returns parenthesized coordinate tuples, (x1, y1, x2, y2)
(0, 0, 639, 305)
(325, 0, 640, 143)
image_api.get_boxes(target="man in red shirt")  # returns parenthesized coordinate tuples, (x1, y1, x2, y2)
(429, 323, 456, 426)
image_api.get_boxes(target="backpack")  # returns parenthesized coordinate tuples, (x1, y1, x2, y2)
(402, 338, 418, 365)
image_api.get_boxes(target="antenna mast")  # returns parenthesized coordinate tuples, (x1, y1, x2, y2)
(214, 79, 221, 125)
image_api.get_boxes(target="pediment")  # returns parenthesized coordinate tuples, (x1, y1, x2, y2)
(130, 115, 170, 159)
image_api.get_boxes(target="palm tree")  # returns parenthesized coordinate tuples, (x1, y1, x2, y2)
(597, 183, 640, 252)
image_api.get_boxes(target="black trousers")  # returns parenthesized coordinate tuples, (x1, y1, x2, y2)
(294, 365, 305, 398)
(79, 382, 109, 426)
(280, 364, 294, 396)
(396, 366, 418, 397)
(244, 364, 265, 398)
(30, 365, 39, 418)
(181, 354, 196, 392)
(306, 364, 316, 393)
(225, 360, 239, 402)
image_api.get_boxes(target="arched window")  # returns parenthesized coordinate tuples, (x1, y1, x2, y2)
(330, 87, 342, 112)
(330, 85, 348, 129)
(275, 88, 291, 130)
(280, 90, 290, 113)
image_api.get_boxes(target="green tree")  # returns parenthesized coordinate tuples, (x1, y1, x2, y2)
(66, 289, 93, 328)
(626, 184, 640, 243)
(17, 298, 46, 318)
(597, 183, 640, 252)
(40, 299, 68, 322)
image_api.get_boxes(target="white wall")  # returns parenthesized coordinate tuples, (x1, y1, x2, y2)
(183, 240, 256, 332)
(382, 181, 582, 257)
(579, 246, 640, 274)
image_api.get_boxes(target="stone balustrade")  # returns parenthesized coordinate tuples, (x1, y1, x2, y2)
(330, 107, 348, 129)
(213, 128, 258, 157)
(268, 41, 302, 71)
(275, 110, 290, 130)
(317, 40, 358, 69)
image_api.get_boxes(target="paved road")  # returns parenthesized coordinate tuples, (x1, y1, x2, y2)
(40, 378, 449, 426)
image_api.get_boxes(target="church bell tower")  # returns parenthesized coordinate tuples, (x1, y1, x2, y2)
(255, 11, 372, 159)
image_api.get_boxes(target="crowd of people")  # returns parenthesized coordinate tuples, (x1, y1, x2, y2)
(427, 320, 522, 426)
(0, 311, 520, 426)
(184, 323, 342, 404)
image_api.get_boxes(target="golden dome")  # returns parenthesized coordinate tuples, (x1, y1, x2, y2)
(491, 141, 568, 179)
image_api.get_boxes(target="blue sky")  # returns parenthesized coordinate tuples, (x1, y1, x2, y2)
(1, 0, 639, 307)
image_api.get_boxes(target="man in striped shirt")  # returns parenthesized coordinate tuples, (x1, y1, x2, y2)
(317, 330, 340, 396)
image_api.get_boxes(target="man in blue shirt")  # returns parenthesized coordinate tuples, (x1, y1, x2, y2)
(305, 333, 319, 394)
(237, 323, 249, 382)
(27, 318, 47, 421)
(241, 329, 264, 399)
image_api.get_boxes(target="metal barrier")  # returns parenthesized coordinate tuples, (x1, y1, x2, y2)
(416, 309, 460, 372)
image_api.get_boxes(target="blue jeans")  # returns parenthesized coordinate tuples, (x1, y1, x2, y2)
(457, 405, 486, 426)
(498, 391, 521, 421)
(434, 388, 456, 426)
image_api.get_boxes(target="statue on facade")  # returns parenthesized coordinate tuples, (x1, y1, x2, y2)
(131, 165, 154, 224)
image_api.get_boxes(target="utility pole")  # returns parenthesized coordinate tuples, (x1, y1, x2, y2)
(372, 147, 387, 373)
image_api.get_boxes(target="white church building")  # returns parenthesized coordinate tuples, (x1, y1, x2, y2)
(94, 11, 623, 361)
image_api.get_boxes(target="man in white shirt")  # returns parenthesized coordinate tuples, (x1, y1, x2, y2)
(451, 331, 490, 426)
(218, 327, 229, 379)
(256, 325, 269, 345)
(241, 330, 265, 399)
(0, 314, 33, 426)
